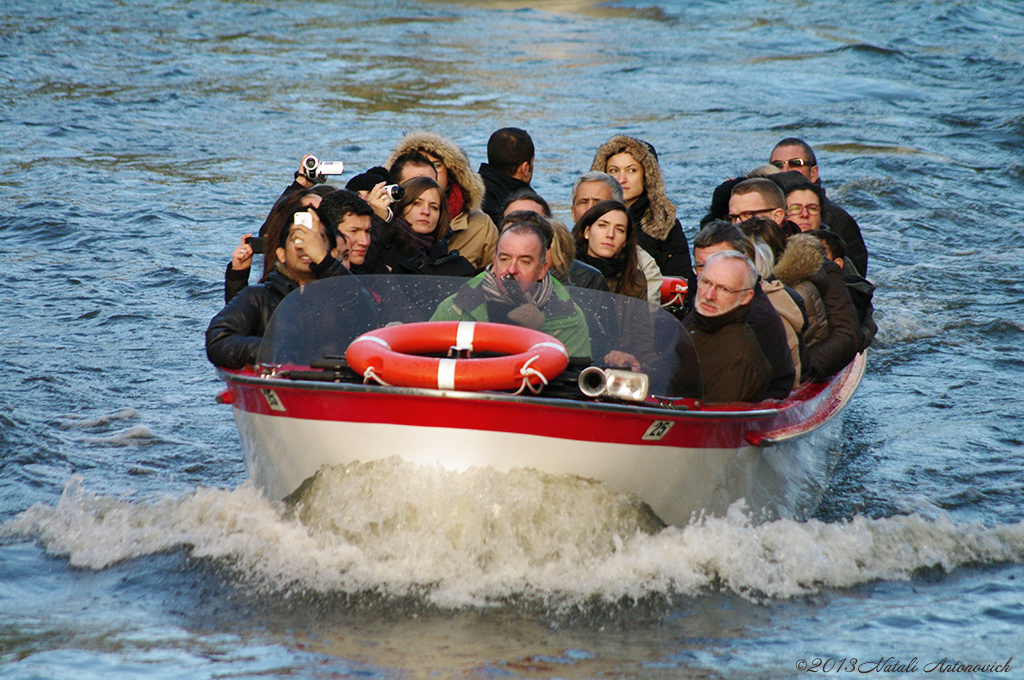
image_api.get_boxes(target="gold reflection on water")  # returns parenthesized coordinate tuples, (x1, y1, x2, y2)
(286, 610, 725, 680)
(422, 0, 672, 22)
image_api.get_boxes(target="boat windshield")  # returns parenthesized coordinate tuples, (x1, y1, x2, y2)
(257, 275, 700, 398)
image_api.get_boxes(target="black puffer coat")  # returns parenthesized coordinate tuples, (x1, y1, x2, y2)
(206, 259, 349, 369)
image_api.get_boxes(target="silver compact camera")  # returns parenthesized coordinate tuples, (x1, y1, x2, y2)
(381, 184, 405, 201)
(300, 155, 345, 183)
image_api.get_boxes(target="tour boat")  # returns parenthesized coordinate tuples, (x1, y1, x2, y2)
(215, 275, 865, 527)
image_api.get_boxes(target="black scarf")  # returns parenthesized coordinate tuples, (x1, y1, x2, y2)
(627, 192, 650, 231)
(576, 250, 627, 281)
(692, 300, 750, 334)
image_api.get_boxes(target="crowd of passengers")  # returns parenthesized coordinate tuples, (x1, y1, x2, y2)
(206, 129, 876, 404)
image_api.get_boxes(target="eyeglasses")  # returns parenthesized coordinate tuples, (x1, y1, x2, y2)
(696, 276, 750, 297)
(770, 158, 813, 169)
(786, 203, 822, 216)
(728, 207, 776, 223)
(430, 161, 444, 171)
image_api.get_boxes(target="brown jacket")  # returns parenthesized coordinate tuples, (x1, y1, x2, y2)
(775, 234, 860, 379)
(385, 131, 498, 268)
(684, 303, 773, 404)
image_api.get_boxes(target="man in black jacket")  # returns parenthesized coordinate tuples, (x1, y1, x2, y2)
(683, 251, 772, 404)
(691, 221, 796, 399)
(206, 207, 350, 369)
(769, 138, 869, 276)
(478, 127, 534, 227)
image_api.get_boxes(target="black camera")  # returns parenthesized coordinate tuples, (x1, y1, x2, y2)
(246, 236, 266, 254)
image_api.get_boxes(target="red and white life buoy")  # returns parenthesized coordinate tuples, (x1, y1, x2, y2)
(345, 321, 569, 393)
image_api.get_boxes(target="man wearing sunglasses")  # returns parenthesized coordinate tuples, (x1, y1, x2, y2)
(769, 138, 869, 276)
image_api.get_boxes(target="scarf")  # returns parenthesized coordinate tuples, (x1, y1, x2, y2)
(447, 182, 465, 219)
(480, 266, 554, 307)
(576, 250, 627, 279)
(395, 216, 435, 253)
(627, 192, 650, 234)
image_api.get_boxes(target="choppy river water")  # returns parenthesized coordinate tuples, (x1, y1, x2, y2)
(2, 1, 1024, 678)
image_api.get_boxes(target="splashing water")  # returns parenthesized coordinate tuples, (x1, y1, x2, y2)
(5, 459, 1023, 612)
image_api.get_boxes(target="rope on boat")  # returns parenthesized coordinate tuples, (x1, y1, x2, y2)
(362, 366, 392, 387)
(513, 354, 548, 395)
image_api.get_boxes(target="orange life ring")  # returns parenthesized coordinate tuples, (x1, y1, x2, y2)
(345, 321, 569, 392)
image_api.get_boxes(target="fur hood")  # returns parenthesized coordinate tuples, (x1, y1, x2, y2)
(384, 131, 485, 215)
(590, 135, 677, 241)
(774, 233, 826, 288)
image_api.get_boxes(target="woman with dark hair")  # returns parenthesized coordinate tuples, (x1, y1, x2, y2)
(225, 183, 338, 304)
(206, 197, 351, 369)
(573, 200, 647, 300)
(385, 131, 498, 269)
(367, 176, 475, 277)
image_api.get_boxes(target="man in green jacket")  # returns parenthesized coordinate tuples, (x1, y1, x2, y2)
(431, 222, 591, 358)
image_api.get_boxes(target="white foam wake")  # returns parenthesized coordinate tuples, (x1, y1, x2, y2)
(4, 459, 1023, 608)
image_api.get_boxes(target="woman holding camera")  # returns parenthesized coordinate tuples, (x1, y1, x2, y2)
(385, 131, 498, 270)
(207, 194, 354, 369)
(368, 176, 476, 277)
(572, 200, 647, 301)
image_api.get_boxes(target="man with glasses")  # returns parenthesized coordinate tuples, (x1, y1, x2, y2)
(769, 138, 868, 275)
(690, 221, 796, 399)
(727, 178, 796, 233)
(683, 250, 772, 404)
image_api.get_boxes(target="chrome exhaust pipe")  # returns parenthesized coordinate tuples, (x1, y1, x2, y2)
(578, 366, 650, 402)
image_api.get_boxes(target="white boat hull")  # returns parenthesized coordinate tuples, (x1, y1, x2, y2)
(223, 352, 863, 526)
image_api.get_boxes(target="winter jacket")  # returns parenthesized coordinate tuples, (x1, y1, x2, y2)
(840, 258, 876, 351)
(206, 258, 349, 369)
(774, 234, 829, 350)
(385, 132, 498, 269)
(590, 135, 694, 285)
(478, 162, 532, 229)
(683, 303, 773, 404)
(761, 279, 805, 392)
(555, 260, 610, 292)
(429, 272, 591, 358)
(775, 234, 860, 379)
(636, 247, 665, 307)
(746, 284, 797, 399)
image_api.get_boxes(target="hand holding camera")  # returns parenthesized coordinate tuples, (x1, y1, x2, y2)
(288, 210, 328, 267)
(365, 181, 406, 222)
(232, 234, 255, 271)
(297, 154, 345, 185)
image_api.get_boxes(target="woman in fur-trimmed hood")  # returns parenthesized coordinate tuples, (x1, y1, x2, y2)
(385, 131, 497, 269)
(590, 135, 693, 281)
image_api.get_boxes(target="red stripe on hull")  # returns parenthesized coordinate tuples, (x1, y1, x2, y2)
(222, 353, 863, 452)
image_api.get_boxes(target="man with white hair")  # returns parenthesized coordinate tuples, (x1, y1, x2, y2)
(683, 250, 772, 403)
